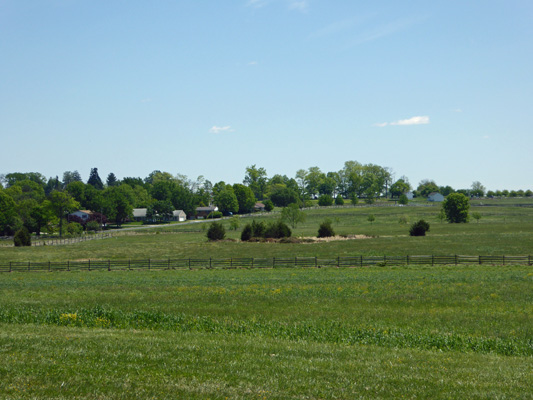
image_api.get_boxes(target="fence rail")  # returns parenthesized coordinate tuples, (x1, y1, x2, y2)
(0, 255, 531, 273)
(0, 233, 112, 247)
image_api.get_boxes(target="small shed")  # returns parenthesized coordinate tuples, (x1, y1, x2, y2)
(172, 210, 187, 222)
(428, 192, 444, 202)
(254, 202, 265, 212)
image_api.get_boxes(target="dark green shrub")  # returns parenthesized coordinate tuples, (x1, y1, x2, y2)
(409, 220, 430, 236)
(318, 219, 335, 238)
(207, 222, 225, 241)
(264, 221, 291, 239)
(398, 194, 409, 205)
(207, 211, 223, 219)
(241, 224, 253, 241)
(263, 199, 274, 212)
(66, 222, 83, 236)
(335, 195, 344, 206)
(86, 221, 100, 232)
(251, 220, 266, 238)
(14, 227, 31, 247)
(318, 194, 333, 206)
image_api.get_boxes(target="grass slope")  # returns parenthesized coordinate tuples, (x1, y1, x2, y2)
(1, 267, 532, 398)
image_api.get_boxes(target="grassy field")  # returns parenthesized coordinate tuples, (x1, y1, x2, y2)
(1, 199, 532, 398)
(1, 267, 532, 399)
(1, 198, 533, 263)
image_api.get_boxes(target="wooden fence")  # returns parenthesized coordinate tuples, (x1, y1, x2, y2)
(0, 255, 531, 273)
(0, 233, 112, 247)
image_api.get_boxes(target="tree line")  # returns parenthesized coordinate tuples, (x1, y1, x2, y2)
(1, 162, 531, 238)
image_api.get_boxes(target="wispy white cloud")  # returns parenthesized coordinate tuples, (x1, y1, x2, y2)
(209, 126, 234, 134)
(350, 15, 427, 46)
(391, 116, 430, 126)
(140, 98, 152, 103)
(248, 61, 259, 66)
(310, 16, 368, 39)
(374, 116, 430, 127)
(289, 0, 308, 12)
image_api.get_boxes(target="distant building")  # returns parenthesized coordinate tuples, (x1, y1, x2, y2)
(132, 208, 187, 222)
(428, 192, 445, 202)
(172, 210, 187, 222)
(405, 192, 414, 200)
(69, 210, 93, 221)
(254, 202, 266, 212)
(196, 206, 218, 219)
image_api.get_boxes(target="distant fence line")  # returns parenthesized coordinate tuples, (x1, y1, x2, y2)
(1, 255, 532, 273)
(0, 233, 112, 248)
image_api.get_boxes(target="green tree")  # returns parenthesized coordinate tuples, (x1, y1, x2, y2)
(335, 195, 344, 205)
(103, 186, 134, 226)
(269, 186, 300, 207)
(471, 181, 486, 197)
(214, 188, 239, 215)
(62, 170, 82, 187)
(471, 212, 482, 223)
(367, 214, 376, 225)
(417, 180, 439, 197)
(244, 165, 268, 200)
(49, 191, 80, 237)
(0, 190, 20, 235)
(281, 203, 306, 228)
(106, 173, 118, 187)
(233, 184, 256, 214)
(147, 200, 174, 222)
(263, 199, 274, 212)
(318, 194, 334, 206)
(442, 193, 470, 223)
(398, 194, 409, 205)
(390, 178, 411, 198)
(87, 168, 104, 190)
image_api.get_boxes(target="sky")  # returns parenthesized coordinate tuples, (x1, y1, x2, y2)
(1, 0, 532, 191)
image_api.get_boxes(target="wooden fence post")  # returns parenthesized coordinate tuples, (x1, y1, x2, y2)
(67, 261, 70, 272)
(108, 260, 111, 271)
(315, 257, 317, 268)
(360, 255, 363, 267)
(88, 259, 91, 271)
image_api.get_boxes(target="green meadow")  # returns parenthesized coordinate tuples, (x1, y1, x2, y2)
(1, 199, 532, 398)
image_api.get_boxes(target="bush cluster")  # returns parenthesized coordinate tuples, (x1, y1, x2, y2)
(14, 227, 31, 247)
(241, 220, 291, 241)
(409, 220, 430, 236)
(317, 219, 335, 238)
(206, 222, 226, 241)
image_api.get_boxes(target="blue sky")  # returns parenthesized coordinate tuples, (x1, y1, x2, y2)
(1, 0, 532, 190)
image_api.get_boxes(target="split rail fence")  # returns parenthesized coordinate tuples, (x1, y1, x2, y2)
(0, 255, 531, 273)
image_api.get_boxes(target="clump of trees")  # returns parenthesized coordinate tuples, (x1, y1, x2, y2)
(241, 220, 291, 241)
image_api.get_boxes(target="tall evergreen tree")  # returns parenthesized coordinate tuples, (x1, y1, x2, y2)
(87, 168, 104, 190)
(106, 172, 118, 187)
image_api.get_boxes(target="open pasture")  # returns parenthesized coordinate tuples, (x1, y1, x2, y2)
(0, 266, 532, 398)
(1, 199, 533, 263)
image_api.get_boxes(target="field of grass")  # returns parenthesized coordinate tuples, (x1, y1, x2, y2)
(1, 198, 533, 263)
(1, 199, 532, 398)
(1, 266, 532, 398)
